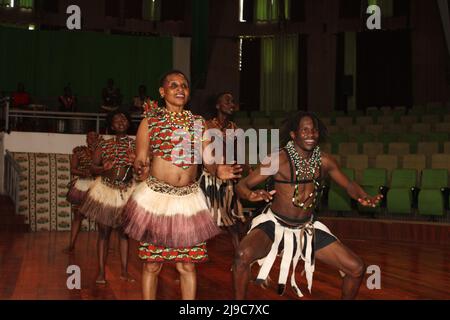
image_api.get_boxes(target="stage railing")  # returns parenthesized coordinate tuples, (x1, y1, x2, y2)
(4, 150, 22, 215)
(4, 107, 143, 134)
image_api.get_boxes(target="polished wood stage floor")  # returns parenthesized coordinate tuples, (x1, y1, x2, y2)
(0, 227, 449, 300)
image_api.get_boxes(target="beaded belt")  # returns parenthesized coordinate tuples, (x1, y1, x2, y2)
(146, 176, 199, 196)
(101, 176, 133, 191)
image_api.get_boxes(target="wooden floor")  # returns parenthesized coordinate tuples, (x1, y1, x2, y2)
(0, 229, 449, 300)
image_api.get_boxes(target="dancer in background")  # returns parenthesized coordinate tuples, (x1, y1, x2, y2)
(201, 92, 246, 252)
(79, 111, 136, 284)
(64, 130, 101, 253)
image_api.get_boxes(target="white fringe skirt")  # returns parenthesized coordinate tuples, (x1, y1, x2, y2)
(123, 176, 221, 248)
(66, 177, 95, 205)
(79, 176, 135, 228)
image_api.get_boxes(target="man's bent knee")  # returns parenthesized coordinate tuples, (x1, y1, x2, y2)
(234, 247, 255, 268)
(347, 257, 365, 278)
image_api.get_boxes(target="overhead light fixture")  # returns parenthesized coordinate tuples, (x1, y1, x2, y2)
(28, 24, 35, 30)
(239, 0, 246, 22)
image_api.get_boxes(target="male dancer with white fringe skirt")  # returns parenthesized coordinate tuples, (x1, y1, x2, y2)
(79, 111, 136, 284)
(65, 130, 101, 253)
(122, 70, 242, 300)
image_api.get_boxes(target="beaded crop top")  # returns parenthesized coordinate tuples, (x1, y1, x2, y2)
(100, 136, 136, 168)
(144, 100, 205, 170)
(72, 146, 93, 172)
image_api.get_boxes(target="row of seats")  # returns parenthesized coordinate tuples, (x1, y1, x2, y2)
(326, 122, 450, 134)
(321, 114, 450, 127)
(234, 114, 450, 131)
(328, 167, 449, 216)
(324, 141, 450, 156)
(329, 153, 450, 183)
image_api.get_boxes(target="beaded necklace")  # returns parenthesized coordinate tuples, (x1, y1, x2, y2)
(163, 108, 195, 132)
(211, 117, 234, 133)
(285, 140, 321, 210)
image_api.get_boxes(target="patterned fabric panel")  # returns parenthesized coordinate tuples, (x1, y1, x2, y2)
(13, 152, 97, 232)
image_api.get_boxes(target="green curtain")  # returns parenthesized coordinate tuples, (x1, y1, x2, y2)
(191, 0, 208, 89)
(368, 0, 393, 17)
(255, 0, 290, 22)
(0, 27, 172, 112)
(142, 0, 161, 21)
(344, 32, 357, 111)
(19, 0, 33, 8)
(260, 34, 298, 114)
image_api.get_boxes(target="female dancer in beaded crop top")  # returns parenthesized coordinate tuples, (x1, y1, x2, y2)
(122, 70, 242, 300)
(79, 111, 136, 285)
(233, 111, 383, 300)
(65, 131, 101, 253)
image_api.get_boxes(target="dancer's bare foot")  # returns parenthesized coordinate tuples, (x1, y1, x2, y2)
(260, 276, 273, 289)
(95, 274, 107, 285)
(120, 273, 135, 283)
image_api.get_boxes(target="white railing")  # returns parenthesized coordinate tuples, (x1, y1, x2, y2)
(3, 107, 143, 134)
(4, 150, 21, 215)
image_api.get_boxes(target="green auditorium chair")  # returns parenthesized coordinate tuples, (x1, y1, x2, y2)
(434, 122, 450, 134)
(328, 168, 355, 213)
(365, 124, 383, 136)
(273, 117, 286, 128)
(400, 115, 419, 126)
(338, 142, 358, 155)
(393, 106, 406, 118)
(355, 116, 374, 126)
(398, 133, 420, 153)
(387, 169, 417, 215)
(366, 107, 382, 118)
(380, 106, 392, 115)
(357, 168, 387, 214)
(444, 142, 450, 154)
(421, 114, 441, 124)
(268, 111, 287, 119)
(375, 155, 398, 182)
(354, 133, 375, 152)
(388, 142, 410, 157)
(235, 117, 252, 129)
(426, 132, 449, 151)
(335, 116, 353, 127)
(378, 132, 398, 153)
(347, 110, 364, 120)
(234, 110, 249, 118)
(409, 105, 425, 116)
(252, 117, 272, 129)
(329, 132, 349, 154)
(376, 115, 395, 125)
(385, 123, 407, 134)
(418, 169, 448, 217)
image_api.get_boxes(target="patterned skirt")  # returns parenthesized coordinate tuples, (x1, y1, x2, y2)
(138, 242, 208, 263)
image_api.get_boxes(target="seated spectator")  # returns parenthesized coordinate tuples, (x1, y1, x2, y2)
(59, 86, 77, 112)
(130, 84, 148, 114)
(100, 78, 122, 112)
(11, 82, 31, 108)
